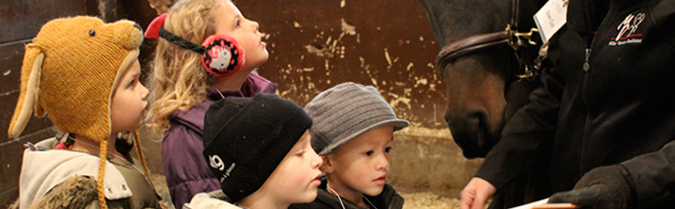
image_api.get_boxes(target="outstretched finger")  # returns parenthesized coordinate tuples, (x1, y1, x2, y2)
(470, 191, 488, 209)
(460, 188, 477, 209)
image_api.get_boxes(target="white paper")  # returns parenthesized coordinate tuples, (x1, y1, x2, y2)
(509, 198, 578, 209)
(509, 198, 549, 209)
(533, 0, 568, 43)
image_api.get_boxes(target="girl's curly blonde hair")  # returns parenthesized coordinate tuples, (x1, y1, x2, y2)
(146, 0, 226, 130)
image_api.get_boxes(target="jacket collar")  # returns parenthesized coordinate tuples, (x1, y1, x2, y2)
(312, 176, 404, 209)
(567, 0, 610, 35)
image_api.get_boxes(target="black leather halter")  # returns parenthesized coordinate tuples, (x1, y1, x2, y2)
(435, 0, 542, 80)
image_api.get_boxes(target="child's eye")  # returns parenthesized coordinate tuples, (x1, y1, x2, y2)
(296, 149, 306, 156)
(385, 147, 393, 153)
(128, 79, 136, 87)
(364, 151, 373, 156)
(236, 19, 241, 27)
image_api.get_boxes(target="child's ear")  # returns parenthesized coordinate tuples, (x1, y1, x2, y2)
(319, 156, 334, 174)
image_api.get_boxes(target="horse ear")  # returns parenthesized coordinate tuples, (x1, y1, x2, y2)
(8, 45, 44, 138)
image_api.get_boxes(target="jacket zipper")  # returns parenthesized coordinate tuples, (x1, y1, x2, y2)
(583, 48, 591, 72)
(579, 0, 616, 176)
(581, 46, 592, 176)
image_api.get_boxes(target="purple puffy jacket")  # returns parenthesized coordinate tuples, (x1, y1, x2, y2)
(162, 73, 277, 208)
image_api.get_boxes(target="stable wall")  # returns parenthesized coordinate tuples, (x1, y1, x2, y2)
(0, 0, 482, 207)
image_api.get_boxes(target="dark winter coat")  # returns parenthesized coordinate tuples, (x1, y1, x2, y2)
(162, 73, 277, 208)
(476, 0, 675, 208)
(289, 176, 404, 209)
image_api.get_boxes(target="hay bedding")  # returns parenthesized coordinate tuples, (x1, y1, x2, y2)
(401, 192, 461, 209)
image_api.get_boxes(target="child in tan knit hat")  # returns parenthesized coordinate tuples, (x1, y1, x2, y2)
(143, 0, 277, 207)
(8, 16, 160, 209)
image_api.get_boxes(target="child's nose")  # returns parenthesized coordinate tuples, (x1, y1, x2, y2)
(375, 154, 390, 170)
(251, 21, 260, 32)
(139, 83, 149, 99)
(310, 149, 322, 168)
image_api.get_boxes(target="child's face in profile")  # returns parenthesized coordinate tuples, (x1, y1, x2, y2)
(110, 59, 149, 133)
(324, 125, 394, 197)
(214, 0, 268, 71)
(261, 130, 323, 204)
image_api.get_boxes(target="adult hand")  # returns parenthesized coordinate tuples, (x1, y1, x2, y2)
(548, 165, 636, 209)
(460, 177, 496, 209)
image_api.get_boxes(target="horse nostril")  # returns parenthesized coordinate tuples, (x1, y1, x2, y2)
(465, 110, 489, 130)
(460, 110, 488, 141)
(443, 109, 489, 134)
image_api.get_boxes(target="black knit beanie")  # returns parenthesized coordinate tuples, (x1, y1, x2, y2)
(202, 93, 313, 203)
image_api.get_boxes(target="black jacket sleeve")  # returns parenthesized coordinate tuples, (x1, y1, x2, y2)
(474, 63, 564, 190)
(622, 140, 675, 205)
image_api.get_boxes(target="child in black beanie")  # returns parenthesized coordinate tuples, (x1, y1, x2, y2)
(183, 93, 323, 209)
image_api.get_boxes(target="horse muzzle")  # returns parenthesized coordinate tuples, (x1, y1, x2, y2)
(445, 109, 498, 158)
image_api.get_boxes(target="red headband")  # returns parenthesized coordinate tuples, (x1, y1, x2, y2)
(144, 13, 166, 39)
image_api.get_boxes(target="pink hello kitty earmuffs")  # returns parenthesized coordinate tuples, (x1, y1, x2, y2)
(145, 13, 245, 77)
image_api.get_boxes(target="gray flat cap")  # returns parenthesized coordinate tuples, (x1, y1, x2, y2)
(305, 82, 410, 155)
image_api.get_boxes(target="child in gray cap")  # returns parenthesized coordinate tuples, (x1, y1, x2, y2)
(290, 82, 410, 209)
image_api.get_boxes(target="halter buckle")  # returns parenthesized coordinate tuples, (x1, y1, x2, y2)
(506, 24, 540, 50)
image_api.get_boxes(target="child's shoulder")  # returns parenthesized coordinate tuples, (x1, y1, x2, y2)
(184, 192, 246, 209)
(370, 183, 404, 209)
(21, 140, 132, 200)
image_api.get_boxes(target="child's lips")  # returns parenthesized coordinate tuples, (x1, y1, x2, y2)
(311, 173, 322, 186)
(373, 175, 387, 184)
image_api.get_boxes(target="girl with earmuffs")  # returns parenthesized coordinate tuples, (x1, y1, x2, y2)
(143, 0, 277, 207)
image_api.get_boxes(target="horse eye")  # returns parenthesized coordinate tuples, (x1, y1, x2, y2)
(89, 30, 96, 36)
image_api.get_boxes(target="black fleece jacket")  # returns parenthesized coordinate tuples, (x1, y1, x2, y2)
(289, 176, 404, 209)
(476, 0, 675, 207)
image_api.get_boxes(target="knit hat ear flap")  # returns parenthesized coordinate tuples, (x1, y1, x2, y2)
(8, 44, 45, 138)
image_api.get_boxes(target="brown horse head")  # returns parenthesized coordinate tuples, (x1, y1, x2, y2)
(418, 0, 544, 158)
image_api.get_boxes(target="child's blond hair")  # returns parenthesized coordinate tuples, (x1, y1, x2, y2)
(147, 0, 228, 130)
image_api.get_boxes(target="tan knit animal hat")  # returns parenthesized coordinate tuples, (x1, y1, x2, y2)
(8, 16, 143, 141)
(8, 16, 144, 209)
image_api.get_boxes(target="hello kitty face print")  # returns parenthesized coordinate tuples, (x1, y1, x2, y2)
(209, 47, 232, 70)
(201, 34, 245, 77)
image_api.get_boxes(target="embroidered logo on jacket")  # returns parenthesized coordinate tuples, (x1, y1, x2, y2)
(609, 13, 645, 46)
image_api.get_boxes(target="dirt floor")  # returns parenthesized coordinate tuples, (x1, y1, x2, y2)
(400, 192, 462, 209)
